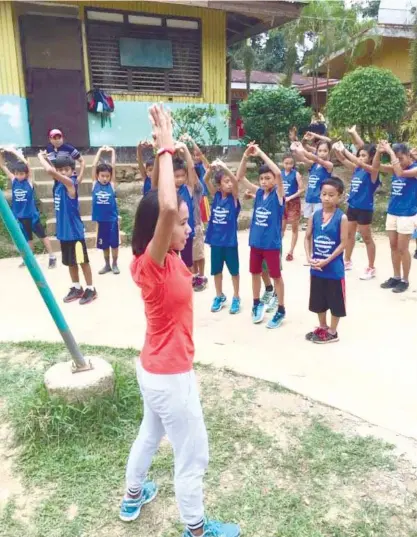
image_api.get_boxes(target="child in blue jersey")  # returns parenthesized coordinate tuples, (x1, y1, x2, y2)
(137, 141, 154, 196)
(92, 146, 120, 275)
(373, 141, 417, 293)
(305, 177, 348, 344)
(237, 142, 286, 329)
(281, 154, 304, 261)
(38, 151, 97, 305)
(334, 139, 380, 280)
(0, 148, 56, 268)
(292, 140, 333, 218)
(204, 160, 241, 314)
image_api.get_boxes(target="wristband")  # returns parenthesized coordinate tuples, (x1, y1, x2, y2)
(157, 147, 175, 157)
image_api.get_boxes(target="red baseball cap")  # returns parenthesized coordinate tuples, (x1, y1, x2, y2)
(48, 128, 63, 137)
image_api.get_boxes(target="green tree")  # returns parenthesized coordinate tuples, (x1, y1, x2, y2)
(239, 87, 311, 155)
(326, 67, 407, 139)
(172, 105, 228, 150)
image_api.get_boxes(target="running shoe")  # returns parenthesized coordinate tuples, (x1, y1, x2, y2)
(79, 288, 98, 305)
(266, 310, 285, 329)
(182, 519, 240, 537)
(261, 289, 274, 304)
(305, 327, 328, 341)
(344, 260, 353, 271)
(380, 277, 401, 289)
(392, 280, 409, 293)
(229, 296, 241, 315)
(252, 302, 265, 324)
(112, 264, 120, 275)
(359, 267, 376, 280)
(266, 294, 277, 313)
(119, 481, 158, 522)
(99, 264, 112, 275)
(211, 294, 226, 312)
(312, 330, 339, 344)
(48, 256, 57, 269)
(63, 287, 84, 303)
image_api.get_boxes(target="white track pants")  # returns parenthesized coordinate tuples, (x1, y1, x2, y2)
(126, 363, 209, 526)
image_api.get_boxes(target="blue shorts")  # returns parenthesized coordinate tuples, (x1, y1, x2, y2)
(97, 221, 119, 250)
(210, 246, 239, 276)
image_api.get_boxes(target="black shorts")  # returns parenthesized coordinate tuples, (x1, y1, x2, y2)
(19, 218, 46, 241)
(61, 240, 89, 267)
(347, 207, 373, 226)
(309, 275, 346, 318)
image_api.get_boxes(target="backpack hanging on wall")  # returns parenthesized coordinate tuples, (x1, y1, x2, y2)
(87, 89, 115, 128)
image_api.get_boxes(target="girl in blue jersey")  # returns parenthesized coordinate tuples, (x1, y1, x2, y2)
(333, 140, 380, 280)
(237, 142, 286, 329)
(204, 160, 241, 314)
(281, 154, 304, 261)
(38, 151, 97, 305)
(373, 141, 417, 293)
(137, 140, 154, 196)
(0, 148, 56, 268)
(292, 140, 334, 218)
(304, 177, 348, 344)
(92, 146, 120, 275)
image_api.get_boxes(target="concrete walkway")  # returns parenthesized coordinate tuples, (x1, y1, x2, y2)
(1, 231, 417, 439)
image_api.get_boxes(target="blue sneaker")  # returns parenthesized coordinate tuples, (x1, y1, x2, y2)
(267, 310, 286, 329)
(183, 519, 240, 537)
(119, 481, 158, 522)
(229, 296, 241, 315)
(252, 302, 265, 324)
(211, 294, 226, 312)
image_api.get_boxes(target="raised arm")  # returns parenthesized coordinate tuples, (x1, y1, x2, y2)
(148, 105, 179, 266)
(381, 141, 417, 179)
(236, 144, 259, 194)
(176, 141, 197, 189)
(92, 146, 105, 181)
(181, 134, 210, 170)
(334, 147, 356, 172)
(252, 145, 284, 202)
(342, 146, 379, 182)
(38, 150, 75, 196)
(203, 165, 216, 197)
(306, 131, 332, 144)
(136, 141, 149, 179)
(292, 141, 316, 166)
(77, 155, 86, 184)
(109, 146, 116, 183)
(286, 171, 305, 202)
(347, 125, 365, 151)
(372, 143, 393, 175)
(0, 151, 14, 181)
(215, 159, 239, 199)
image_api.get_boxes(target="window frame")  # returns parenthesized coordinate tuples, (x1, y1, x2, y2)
(85, 6, 202, 97)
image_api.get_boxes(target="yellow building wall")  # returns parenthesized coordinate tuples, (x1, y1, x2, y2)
(0, 1, 25, 96)
(77, 1, 227, 104)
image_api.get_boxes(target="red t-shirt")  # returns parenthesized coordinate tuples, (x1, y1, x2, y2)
(130, 248, 194, 374)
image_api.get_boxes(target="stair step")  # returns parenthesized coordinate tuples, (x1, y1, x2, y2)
(27, 154, 97, 166)
(46, 214, 122, 235)
(48, 230, 127, 253)
(39, 196, 92, 218)
(34, 179, 93, 197)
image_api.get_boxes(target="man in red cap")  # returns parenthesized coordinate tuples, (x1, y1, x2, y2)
(46, 128, 85, 175)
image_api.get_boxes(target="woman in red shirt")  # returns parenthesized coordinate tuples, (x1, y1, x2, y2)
(120, 104, 240, 537)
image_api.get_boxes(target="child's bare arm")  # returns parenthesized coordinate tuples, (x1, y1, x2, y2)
(204, 166, 216, 197)
(38, 151, 75, 197)
(304, 216, 314, 263)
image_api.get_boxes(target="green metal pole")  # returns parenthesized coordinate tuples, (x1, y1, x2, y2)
(0, 189, 88, 370)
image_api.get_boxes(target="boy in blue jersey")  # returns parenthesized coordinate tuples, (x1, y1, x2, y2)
(305, 177, 348, 344)
(0, 148, 56, 268)
(137, 141, 154, 196)
(91, 146, 120, 275)
(237, 142, 286, 329)
(38, 151, 97, 305)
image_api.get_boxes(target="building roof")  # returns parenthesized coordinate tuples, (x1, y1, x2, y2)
(231, 69, 338, 88)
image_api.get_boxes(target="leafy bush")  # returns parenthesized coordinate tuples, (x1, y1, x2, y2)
(326, 67, 406, 139)
(172, 104, 228, 148)
(0, 169, 7, 191)
(239, 87, 312, 155)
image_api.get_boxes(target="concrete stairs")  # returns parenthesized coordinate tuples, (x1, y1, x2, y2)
(31, 165, 127, 252)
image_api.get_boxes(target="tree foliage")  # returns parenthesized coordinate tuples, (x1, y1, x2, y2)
(239, 87, 311, 155)
(172, 105, 228, 148)
(326, 67, 407, 138)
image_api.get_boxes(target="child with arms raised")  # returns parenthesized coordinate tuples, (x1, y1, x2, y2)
(237, 143, 286, 329)
(137, 141, 154, 196)
(304, 177, 348, 344)
(281, 154, 304, 261)
(92, 146, 120, 275)
(204, 160, 241, 314)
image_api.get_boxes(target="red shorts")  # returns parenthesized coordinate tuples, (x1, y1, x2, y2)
(284, 197, 301, 223)
(250, 247, 281, 278)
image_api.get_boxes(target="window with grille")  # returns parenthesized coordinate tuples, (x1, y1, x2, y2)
(86, 9, 202, 96)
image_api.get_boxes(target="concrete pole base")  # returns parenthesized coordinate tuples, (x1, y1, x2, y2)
(44, 356, 114, 403)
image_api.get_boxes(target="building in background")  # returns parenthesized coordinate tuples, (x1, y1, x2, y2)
(0, 0, 304, 149)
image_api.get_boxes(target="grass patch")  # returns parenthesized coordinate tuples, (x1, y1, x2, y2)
(0, 341, 415, 537)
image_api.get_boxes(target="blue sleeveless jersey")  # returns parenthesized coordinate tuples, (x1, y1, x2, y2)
(249, 187, 283, 250)
(282, 169, 298, 197)
(387, 163, 417, 217)
(92, 181, 118, 222)
(178, 184, 195, 237)
(205, 192, 240, 247)
(143, 176, 151, 196)
(54, 181, 85, 241)
(348, 168, 380, 211)
(306, 163, 331, 203)
(311, 208, 344, 280)
(195, 162, 208, 196)
(11, 179, 38, 219)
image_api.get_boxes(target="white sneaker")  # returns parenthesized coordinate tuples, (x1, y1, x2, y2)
(360, 267, 376, 280)
(266, 295, 278, 313)
(344, 261, 353, 271)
